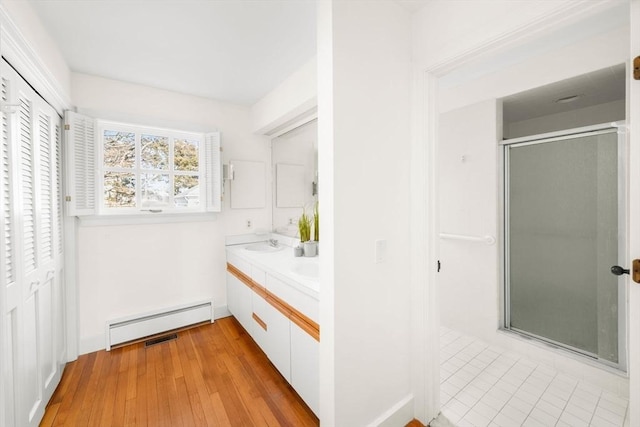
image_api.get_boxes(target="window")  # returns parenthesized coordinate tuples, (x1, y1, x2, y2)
(100, 123, 204, 212)
(65, 112, 221, 216)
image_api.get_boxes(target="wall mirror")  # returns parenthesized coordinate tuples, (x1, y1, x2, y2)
(271, 119, 318, 237)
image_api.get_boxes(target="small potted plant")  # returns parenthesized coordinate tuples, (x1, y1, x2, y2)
(298, 208, 316, 256)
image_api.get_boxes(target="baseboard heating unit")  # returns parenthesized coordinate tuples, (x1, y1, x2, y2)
(106, 300, 213, 350)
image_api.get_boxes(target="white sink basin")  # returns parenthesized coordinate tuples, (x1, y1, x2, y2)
(244, 243, 283, 252)
(290, 262, 319, 279)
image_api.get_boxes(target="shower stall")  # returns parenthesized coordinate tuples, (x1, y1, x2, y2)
(503, 124, 626, 370)
(435, 98, 631, 426)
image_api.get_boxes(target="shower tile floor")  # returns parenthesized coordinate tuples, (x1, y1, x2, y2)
(439, 327, 630, 427)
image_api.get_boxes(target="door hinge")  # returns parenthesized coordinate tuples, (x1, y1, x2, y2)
(635, 56, 640, 81)
(437, 260, 441, 273)
(64, 124, 70, 130)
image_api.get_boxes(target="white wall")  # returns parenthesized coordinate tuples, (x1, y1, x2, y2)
(71, 73, 271, 354)
(318, 1, 413, 425)
(416, 1, 630, 396)
(438, 99, 501, 343)
(251, 56, 317, 135)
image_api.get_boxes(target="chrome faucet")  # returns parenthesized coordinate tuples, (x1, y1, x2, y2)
(268, 238, 279, 247)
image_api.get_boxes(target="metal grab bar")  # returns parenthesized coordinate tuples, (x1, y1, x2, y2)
(439, 233, 496, 245)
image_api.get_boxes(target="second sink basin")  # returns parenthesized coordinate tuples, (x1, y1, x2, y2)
(245, 243, 283, 252)
(290, 262, 319, 279)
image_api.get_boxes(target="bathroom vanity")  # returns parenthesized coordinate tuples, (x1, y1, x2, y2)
(225, 235, 319, 415)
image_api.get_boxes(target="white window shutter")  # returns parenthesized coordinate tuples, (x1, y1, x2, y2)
(204, 131, 221, 212)
(64, 110, 96, 216)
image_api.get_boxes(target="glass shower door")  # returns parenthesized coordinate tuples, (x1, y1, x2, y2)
(505, 127, 624, 366)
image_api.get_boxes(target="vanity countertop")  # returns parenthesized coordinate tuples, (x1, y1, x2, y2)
(225, 242, 319, 300)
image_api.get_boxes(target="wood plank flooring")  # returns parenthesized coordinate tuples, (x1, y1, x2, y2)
(41, 316, 319, 427)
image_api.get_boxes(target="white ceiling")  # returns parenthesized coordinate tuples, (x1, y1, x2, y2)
(502, 64, 626, 123)
(29, 0, 318, 106)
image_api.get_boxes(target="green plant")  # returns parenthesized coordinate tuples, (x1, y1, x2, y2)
(298, 210, 312, 242)
(313, 201, 319, 242)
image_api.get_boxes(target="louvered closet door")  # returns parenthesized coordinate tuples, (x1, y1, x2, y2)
(1, 66, 19, 427)
(1, 60, 65, 427)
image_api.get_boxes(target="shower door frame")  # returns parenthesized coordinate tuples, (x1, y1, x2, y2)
(501, 123, 628, 372)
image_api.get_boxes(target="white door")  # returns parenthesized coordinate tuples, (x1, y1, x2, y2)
(504, 127, 625, 368)
(0, 59, 65, 427)
(1, 57, 20, 427)
(627, 1, 640, 423)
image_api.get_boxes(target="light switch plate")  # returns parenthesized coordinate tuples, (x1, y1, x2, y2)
(375, 239, 387, 263)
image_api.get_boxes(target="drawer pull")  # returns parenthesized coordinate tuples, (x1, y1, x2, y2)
(252, 313, 267, 331)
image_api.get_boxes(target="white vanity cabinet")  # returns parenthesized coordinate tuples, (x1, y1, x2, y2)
(225, 245, 319, 416)
(290, 321, 320, 415)
(250, 291, 291, 381)
(226, 271, 252, 333)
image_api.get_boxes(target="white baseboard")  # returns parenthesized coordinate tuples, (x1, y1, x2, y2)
(367, 394, 414, 427)
(78, 304, 230, 356)
(106, 300, 213, 350)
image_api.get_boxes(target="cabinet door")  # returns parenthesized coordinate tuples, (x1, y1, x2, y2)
(226, 272, 252, 333)
(251, 292, 291, 382)
(290, 322, 319, 415)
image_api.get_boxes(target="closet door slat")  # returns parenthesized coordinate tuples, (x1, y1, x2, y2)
(19, 96, 36, 273)
(39, 113, 52, 263)
(1, 77, 14, 286)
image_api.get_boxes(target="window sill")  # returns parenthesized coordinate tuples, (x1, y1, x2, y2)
(75, 211, 220, 227)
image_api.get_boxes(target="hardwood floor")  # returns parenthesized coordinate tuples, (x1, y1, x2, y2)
(41, 316, 319, 427)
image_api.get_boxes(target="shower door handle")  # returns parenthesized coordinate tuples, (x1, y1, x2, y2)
(611, 265, 629, 276)
(611, 260, 640, 283)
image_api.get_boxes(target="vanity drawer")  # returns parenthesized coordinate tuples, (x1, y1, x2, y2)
(251, 265, 267, 287)
(267, 275, 319, 324)
(226, 252, 251, 277)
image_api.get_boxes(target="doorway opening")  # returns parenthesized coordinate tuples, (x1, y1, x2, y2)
(434, 53, 631, 427)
